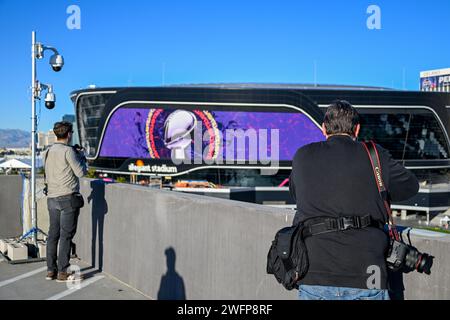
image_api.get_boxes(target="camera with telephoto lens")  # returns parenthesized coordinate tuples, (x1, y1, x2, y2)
(72, 144, 87, 163)
(386, 238, 433, 274)
(72, 144, 84, 156)
(72, 144, 83, 152)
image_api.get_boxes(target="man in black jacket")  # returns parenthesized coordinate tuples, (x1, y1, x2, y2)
(289, 100, 419, 300)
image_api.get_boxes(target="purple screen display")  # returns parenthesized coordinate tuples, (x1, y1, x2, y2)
(99, 107, 324, 161)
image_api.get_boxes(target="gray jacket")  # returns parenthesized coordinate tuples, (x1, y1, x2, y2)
(43, 142, 87, 198)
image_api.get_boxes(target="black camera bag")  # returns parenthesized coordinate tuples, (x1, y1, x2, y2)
(71, 192, 85, 209)
(266, 223, 309, 290)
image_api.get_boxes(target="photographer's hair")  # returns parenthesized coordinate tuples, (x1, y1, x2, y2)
(53, 121, 73, 140)
(323, 100, 360, 136)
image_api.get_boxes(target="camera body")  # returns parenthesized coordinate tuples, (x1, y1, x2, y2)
(386, 239, 433, 274)
(72, 144, 83, 152)
(72, 144, 87, 162)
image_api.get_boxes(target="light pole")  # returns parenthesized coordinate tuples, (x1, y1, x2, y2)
(31, 31, 37, 248)
(29, 31, 63, 250)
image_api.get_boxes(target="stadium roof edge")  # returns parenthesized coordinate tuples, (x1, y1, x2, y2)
(69, 83, 396, 97)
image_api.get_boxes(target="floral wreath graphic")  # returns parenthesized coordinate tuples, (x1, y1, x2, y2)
(145, 108, 221, 160)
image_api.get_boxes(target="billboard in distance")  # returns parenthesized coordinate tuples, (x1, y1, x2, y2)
(420, 68, 450, 92)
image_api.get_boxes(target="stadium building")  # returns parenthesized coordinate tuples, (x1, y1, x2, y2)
(71, 84, 450, 217)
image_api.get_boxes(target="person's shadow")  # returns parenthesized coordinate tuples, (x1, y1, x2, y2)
(86, 180, 108, 274)
(157, 247, 186, 300)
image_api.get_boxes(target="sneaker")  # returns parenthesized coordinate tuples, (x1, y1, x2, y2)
(56, 271, 77, 283)
(46, 271, 57, 280)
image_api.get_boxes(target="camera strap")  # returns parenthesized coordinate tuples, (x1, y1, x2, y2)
(362, 141, 400, 241)
(43, 145, 52, 194)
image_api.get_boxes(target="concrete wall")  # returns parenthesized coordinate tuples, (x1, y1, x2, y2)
(75, 179, 297, 300)
(403, 233, 450, 299)
(0, 175, 22, 238)
(0, 175, 50, 239)
(74, 179, 450, 300)
(1, 176, 448, 299)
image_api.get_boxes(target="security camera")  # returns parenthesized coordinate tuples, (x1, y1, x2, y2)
(44, 87, 56, 109)
(49, 54, 64, 72)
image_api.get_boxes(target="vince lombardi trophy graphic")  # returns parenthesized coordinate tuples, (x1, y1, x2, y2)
(163, 110, 197, 161)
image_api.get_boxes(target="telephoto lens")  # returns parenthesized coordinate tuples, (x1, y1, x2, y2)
(386, 239, 434, 274)
(406, 250, 433, 275)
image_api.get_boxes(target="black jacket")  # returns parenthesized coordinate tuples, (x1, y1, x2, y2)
(289, 135, 419, 289)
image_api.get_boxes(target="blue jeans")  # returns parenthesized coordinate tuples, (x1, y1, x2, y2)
(47, 195, 80, 273)
(298, 285, 390, 300)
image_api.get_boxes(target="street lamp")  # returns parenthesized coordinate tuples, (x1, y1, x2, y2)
(29, 31, 64, 251)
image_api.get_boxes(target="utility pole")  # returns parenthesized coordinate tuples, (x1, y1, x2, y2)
(31, 31, 37, 247)
(28, 31, 64, 253)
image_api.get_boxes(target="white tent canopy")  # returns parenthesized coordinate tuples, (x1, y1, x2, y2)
(0, 158, 32, 169)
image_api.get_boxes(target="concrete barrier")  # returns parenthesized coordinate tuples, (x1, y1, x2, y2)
(0, 175, 22, 238)
(0, 239, 13, 254)
(37, 240, 46, 258)
(6, 242, 28, 261)
(1, 176, 449, 299)
(75, 179, 297, 299)
(403, 231, 450, 299)
(0, 175, 49, 239)
(73, 179, 450, 300)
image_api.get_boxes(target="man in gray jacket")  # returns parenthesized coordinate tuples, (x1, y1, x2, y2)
(43, 121, 87, 282)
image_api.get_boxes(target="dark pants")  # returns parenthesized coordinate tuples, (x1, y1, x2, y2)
(47, 194, 80, 273)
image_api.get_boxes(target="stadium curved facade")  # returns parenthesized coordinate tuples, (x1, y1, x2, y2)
(71, 84, 450, 212)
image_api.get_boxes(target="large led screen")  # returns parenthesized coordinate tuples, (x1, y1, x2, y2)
(99, 107, 324, 162)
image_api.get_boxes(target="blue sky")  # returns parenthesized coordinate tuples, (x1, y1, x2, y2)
(1, 0, 450, 131)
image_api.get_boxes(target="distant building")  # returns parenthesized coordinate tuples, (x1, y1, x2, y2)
(62, 114, 75, 123)
(37, 131, 47, 150)
(47, 130, 57, 146)
(420, 68, 450, 92)
(37, 130, 56, 149)
(36, 114, 78, 150)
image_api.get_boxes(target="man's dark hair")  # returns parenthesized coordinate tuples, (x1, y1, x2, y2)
(323, 100, 360, 136)
(53, 121, 73, 139)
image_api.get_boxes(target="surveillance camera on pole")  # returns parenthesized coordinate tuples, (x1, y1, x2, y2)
(35, 82, 56, 110)
(29, 31, 64, 251)
(49, 54, 64, 72)
(36, 42, 64, 72)
(43, 84, 56, 109)
(44, 91, 56, 109)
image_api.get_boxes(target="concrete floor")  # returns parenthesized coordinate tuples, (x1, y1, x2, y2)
(0, 258, 150, 300)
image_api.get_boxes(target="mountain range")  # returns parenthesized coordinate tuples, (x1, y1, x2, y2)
(0, 129, 31, 148)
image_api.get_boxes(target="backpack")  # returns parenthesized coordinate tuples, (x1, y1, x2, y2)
(266, 223, 309, 290)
